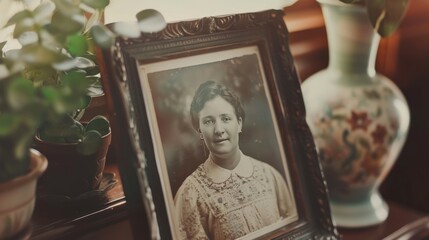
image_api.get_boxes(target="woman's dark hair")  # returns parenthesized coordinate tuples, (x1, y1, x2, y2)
(190, 81, 245, 131)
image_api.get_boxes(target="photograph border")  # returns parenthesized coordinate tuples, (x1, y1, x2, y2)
(97, 9, 339, 240)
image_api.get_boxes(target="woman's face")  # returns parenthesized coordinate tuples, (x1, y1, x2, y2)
(198, 96, 242, 157)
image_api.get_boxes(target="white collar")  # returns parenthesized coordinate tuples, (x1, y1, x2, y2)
(203, 152, 254, 183)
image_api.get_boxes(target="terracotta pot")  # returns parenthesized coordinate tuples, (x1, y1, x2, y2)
(0, 149, 47, 239)
(34, 132, 111, 197)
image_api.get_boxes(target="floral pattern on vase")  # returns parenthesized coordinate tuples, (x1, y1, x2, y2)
(302, 0, 410, 228)
(307, 81, 408, 202)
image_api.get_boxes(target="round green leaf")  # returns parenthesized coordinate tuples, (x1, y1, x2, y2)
(86, 115, 110, 136)
(0, 114, 19, 136)
(75, 57, 96, 69)
(61, 70, 87, 83)
(6, 77, 35, 109)
(13, 17, 36, 38)
(367, 0, 408, 37)
(64, 123, 85, 143)
(18, 31, 39, 46)
(77, 130, 102, 155)
(90, 24, 115, 49)
(23, 65, 58, 86)
(79, 95, 92, 109)
(19, 44, 63, 65)
(52, 58, 80, 71)
(66, 34, 88, 57)
(33, 2, 55, 25)
(51, 10, 84, 34)
(136, 9, 167, 33)
(6, 10, 32, 27)
(113, 22, 141, 38)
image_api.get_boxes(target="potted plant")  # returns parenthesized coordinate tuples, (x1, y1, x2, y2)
(0, 0, 113, 236)
(0, 0, 115, 200)
(0, 0, 165, 236)
(301, 0, 410, 228)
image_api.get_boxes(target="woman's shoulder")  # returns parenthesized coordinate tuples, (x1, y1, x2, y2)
(174, 164, 206, 200)
(245, 155, 284, 179)
(246, 155, 275, 170)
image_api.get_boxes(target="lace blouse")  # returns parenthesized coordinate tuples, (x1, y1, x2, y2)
(174, 153, 295, 240)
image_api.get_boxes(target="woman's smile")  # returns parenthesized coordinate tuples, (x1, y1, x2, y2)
(214, 138, 229, 144)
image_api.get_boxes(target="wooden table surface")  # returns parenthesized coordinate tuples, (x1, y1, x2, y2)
(28, 163, 428, 240)
(339, 201, 426, 240)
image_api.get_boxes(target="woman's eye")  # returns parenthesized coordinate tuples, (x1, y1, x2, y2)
(203, 119, 214, 125)
(222, 116, 232, 122)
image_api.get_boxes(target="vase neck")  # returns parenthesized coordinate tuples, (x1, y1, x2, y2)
(320, 1, 380, 77)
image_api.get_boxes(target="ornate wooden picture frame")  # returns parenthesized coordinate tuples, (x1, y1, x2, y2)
(98, 9, 339, 240)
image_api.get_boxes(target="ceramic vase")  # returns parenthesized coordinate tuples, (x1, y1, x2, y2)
(301, 0, 410, 228)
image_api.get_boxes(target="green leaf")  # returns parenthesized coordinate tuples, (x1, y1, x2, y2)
(14, 131, 34, 160)
(90, 24, 115, 49)
(6, 77, 36, 109)
(61, 69, 87, 83)
(136, 9, 167, 33)
(52, 58, 79, 71)
(51, 10, 84, 34)
(82, 0, 110, 9)
(23, 65, 58, 86)
(86, 115, 110, 136)
(52, 0, 80, 16)
(112, 22, 141, 38)
(33, 2, 55, 25)
(367, 0, 409, 37)
(5, 10, 32, 27)
(83, 65, 100, 76)
(41, 86, 60, 103)
(38, 115, 80, 143)
(83, 9, 101, 33)
(66, 34, 88, 57)
(0, 115, 19, 136)
(17, 31, 39, 46)
(75, 56, 95, 69)
(19, 44, 63, 65)
(64, 122, 85, 143)
(13, 17, 36, 38)
(77, 130, 102, 155)
(80, 95, 92, 109)
(52, 55, 94, 72)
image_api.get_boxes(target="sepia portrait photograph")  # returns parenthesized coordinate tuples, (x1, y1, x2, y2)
(137, 45, 298, 240)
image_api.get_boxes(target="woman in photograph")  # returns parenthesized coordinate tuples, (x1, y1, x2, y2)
(174, 81, 296, 240)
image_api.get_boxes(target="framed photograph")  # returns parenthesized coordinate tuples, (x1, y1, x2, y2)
(98, 10, 339, 240)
